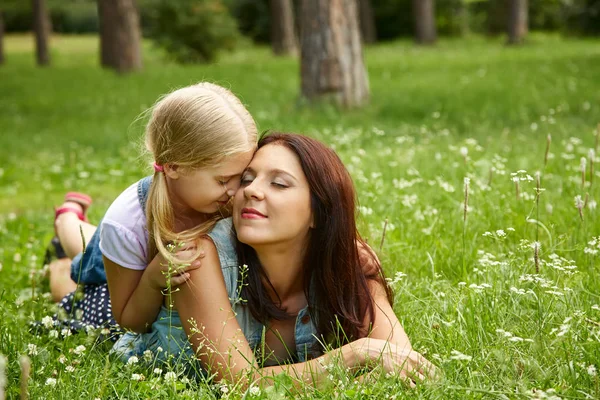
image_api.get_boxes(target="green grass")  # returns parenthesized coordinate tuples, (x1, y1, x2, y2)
(1, 33, 600, 398)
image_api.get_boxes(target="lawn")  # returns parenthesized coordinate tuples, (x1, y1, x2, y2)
(0, 33, 599, 398)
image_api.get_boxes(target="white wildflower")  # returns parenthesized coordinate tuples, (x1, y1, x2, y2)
(143, 349, 153, 362)
(65, 365, 75, 373)
(131, 373, 145, 381)
(41, 316, 54, 329)
(58, 355, 66, 364)
(45, 377, 57, 387)
(61, 328, 72, 338)
(248, 385, 261, 396)
(449, 350, 472, 362)
(153, 368, 162, 375)
(164, 371, 177, 383)
(587, 364, 597, 377)
(73, 345, 86, 356)
(126, 356, 139, 366)
(27, 344, 38, 356)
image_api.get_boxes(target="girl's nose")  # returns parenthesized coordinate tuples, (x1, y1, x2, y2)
(226, 180, 241, 197)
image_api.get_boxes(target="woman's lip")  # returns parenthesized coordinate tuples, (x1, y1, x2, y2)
(241, 208, 266, 219)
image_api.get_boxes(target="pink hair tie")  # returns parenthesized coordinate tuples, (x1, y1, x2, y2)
(153, 162, 164, 173)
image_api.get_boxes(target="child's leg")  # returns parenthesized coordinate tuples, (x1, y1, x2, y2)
(48, 258, 77, 302)
(54, 202, 97, 259)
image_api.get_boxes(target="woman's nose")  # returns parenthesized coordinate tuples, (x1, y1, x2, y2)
(243, 180, 264, 200)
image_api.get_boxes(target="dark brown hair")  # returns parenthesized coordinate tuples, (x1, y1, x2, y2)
(235, 132, 393, 349)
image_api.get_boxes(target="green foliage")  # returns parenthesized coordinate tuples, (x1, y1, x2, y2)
(2, 0, 98, 33)
(1, 34, 600, 398)
(226, 0, 271, 44)
(143, 0, 240, 64)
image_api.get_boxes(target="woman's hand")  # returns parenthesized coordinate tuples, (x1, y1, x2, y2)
(353, 338, 437, 387)
(145, 242, 205, 291)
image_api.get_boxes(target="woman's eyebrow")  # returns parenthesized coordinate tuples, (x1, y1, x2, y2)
(271, 168, 298, 182)
(244, 166, 298, 182)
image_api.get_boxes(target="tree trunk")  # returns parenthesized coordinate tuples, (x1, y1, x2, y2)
(507, 0, 528, 44)
(456, 1, 469, 37)
(270, 0, 298, 56)
(97, 0, 142, 73)
(300, 0, 369, 108)
(358, 0, 376, 44)
(0, 11, 4, 65)
(413, 0, 436, 45)
(32, 0, 51, 66)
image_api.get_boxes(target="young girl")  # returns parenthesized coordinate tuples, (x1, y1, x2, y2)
(114, 133, 434, 387)
(46, 82, 257, 335)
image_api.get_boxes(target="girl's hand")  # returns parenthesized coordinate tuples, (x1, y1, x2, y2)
(354, 338, 437, 387)
(145, 242, 205, 291)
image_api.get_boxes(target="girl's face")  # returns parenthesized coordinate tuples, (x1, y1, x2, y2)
(166, 151, 254, 215)
(233, 144, 313, 248)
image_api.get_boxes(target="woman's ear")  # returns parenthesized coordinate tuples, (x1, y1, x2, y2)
(164, 164, 179, 180)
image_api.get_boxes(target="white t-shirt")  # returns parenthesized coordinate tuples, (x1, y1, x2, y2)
(99, 181, 149, 270)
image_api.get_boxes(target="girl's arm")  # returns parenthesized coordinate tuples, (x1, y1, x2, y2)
(105, 250, 201, 333)
(173, 238, 426, 388)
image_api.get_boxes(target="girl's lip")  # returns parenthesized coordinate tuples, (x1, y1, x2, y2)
(241, 207, 267, 219)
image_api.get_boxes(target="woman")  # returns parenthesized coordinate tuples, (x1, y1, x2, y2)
(115, 133, 434, 387)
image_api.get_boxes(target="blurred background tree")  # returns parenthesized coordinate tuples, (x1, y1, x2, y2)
(269, 0, 298, 56)
(3, 0, 599, 47)
(1, 0, 599, 69)
(142, 0, 239, 63)
(98, 0, 142, 72)
(32, 0, 51, 66)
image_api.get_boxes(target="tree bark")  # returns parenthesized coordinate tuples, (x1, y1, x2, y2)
(358, 0, 376, 44)
(507, 0, 528, 44)
(97, 0, 142, 73)
(300, 0, 369, 108)
(0, 11, 4, 65)
(456, 1, 469, 37)
(32, 0, 51, 66)
(413, 0, 436, 45)
(270, 0, 298, 56)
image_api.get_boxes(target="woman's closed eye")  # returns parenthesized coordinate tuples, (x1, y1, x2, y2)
(240, 174, 255, 186)
(271, 180, 288, 189)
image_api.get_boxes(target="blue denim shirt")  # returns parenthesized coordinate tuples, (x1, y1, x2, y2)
(112, 219, 321, 369)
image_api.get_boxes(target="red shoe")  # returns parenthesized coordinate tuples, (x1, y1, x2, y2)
(55, 192, 92, 223)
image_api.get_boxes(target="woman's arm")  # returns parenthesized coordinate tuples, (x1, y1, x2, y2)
(365, 279, 412, 348)
(173, 238, 425, 388)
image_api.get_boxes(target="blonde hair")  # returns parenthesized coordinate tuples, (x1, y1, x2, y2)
(144, 82, 257, 262)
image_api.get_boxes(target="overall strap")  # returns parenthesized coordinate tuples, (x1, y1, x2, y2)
(137, 176, 153, 212)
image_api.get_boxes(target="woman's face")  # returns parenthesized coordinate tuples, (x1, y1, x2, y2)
(233, 144, 313, 248)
